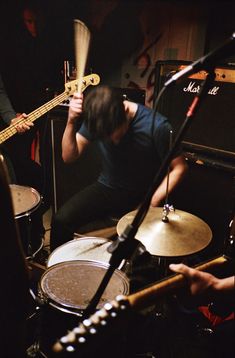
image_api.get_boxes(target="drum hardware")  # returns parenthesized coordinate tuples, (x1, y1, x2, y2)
(161, 129, 173, 224)
(26, 289, 49, 358)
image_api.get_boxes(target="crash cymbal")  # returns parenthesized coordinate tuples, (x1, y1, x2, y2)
(117, 207, 212, 257)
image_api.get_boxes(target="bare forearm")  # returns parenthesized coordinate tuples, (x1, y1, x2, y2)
(62, 92, 84, 162)
(62, 121, 79, 163)
(214, 276, 235, 293)
(170, 263, 235, 297)
(151, 173, 178, 207)
(151, 156, 188, 207)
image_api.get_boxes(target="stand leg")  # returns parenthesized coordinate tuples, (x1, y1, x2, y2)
(26, 290, 47, 358)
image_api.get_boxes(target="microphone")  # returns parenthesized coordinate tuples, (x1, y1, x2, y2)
(164, 32, 235, 87)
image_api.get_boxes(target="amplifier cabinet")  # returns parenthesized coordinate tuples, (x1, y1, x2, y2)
(49, 107, 101, 212)
(154, 61, 235, 258)
(154, 60, 235, 162)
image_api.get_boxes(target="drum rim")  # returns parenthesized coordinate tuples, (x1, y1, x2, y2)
(10, 184, 41, 218)
(39, 259, 130, 310)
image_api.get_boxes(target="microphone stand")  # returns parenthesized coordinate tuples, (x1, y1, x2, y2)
(82, 66, 216, 320)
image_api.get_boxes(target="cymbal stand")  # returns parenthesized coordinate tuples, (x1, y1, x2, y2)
(26, 289, 47, 358)
(156, 129, 176, 278)
(162, 129, 173, 222)
(159, 129, 175, 276)
(80, 67, 217, 322)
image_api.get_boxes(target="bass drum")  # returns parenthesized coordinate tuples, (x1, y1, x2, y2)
(38, 260, 129, 355)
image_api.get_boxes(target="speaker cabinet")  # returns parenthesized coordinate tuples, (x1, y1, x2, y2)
(154, 61, 235, 258)
(154, 60, 235, 162)
(49, 87, 146, 212)
(49, 107, 101, 212)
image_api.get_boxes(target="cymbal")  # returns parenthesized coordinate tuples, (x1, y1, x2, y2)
(117, 207, 212, 257)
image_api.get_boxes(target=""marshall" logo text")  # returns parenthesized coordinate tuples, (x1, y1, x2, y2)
(183, 81, 219, 95)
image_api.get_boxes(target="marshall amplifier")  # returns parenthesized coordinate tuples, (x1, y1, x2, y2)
(154, 61, 235, 258)
(154, 60, 235, 164)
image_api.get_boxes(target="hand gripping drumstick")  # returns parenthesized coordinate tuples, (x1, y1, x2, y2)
(74, 19, 91, 94)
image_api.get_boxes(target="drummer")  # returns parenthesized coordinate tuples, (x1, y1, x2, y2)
(50, 85, 188, 251)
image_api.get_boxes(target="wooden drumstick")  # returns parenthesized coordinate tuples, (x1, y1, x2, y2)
(74, 19, 91, 94)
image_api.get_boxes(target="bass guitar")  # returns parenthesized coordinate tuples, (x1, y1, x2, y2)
(0, 74, 100, 145)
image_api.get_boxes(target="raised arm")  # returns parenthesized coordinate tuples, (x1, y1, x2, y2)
(62, 92, 89, 163)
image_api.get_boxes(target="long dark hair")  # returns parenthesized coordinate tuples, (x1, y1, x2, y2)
(84, 85, 126, 138)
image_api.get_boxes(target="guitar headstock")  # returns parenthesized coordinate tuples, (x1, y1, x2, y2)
(64, 74, 100, 96)
(52, 295, 129, 356)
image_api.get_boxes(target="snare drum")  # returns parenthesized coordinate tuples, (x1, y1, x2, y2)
(10, 184, 44, 257)
(38, 260, 129, 355)
(47, 236, 119, 268)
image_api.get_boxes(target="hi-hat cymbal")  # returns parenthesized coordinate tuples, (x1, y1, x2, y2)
(117, 207, 212, 257)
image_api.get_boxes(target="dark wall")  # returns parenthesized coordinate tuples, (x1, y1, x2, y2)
(1, 1, 235, 78)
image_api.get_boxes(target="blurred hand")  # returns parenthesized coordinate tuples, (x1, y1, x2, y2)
(68, 93, 83, 123)
(11, 113, 33, 133)
(169, 263, 218, 296)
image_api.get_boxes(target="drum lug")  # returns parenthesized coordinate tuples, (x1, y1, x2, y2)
(37, 290, 49, 307)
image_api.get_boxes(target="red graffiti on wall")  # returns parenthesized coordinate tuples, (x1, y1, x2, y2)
(125, 33, 162, 105)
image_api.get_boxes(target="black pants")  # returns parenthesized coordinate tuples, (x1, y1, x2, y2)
(50, 181, 144, 252)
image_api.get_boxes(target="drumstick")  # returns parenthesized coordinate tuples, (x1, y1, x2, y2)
(74, 19, 91, 94)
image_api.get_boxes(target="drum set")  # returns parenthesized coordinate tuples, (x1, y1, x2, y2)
(16, 183, 212, 357)
(8, 180, 213, 356)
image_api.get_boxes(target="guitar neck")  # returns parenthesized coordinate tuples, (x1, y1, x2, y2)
(0, 74, 100, 145)
(127, 255, 228, 311)
(0, 91, 67, 145)
(52, 254, 229, 355)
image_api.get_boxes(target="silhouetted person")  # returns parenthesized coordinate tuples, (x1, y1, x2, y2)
(1, 1, 63, 210)
(0, 156, 30, 358)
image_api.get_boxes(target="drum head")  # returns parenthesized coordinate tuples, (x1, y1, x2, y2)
(10, 184, 41, 218)
(40, 260, 129, 310)
(47, 237, 113, 268)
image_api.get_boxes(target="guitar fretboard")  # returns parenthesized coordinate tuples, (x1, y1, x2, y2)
(0, 73, 100, 145)
(0, 91, 67, 145)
